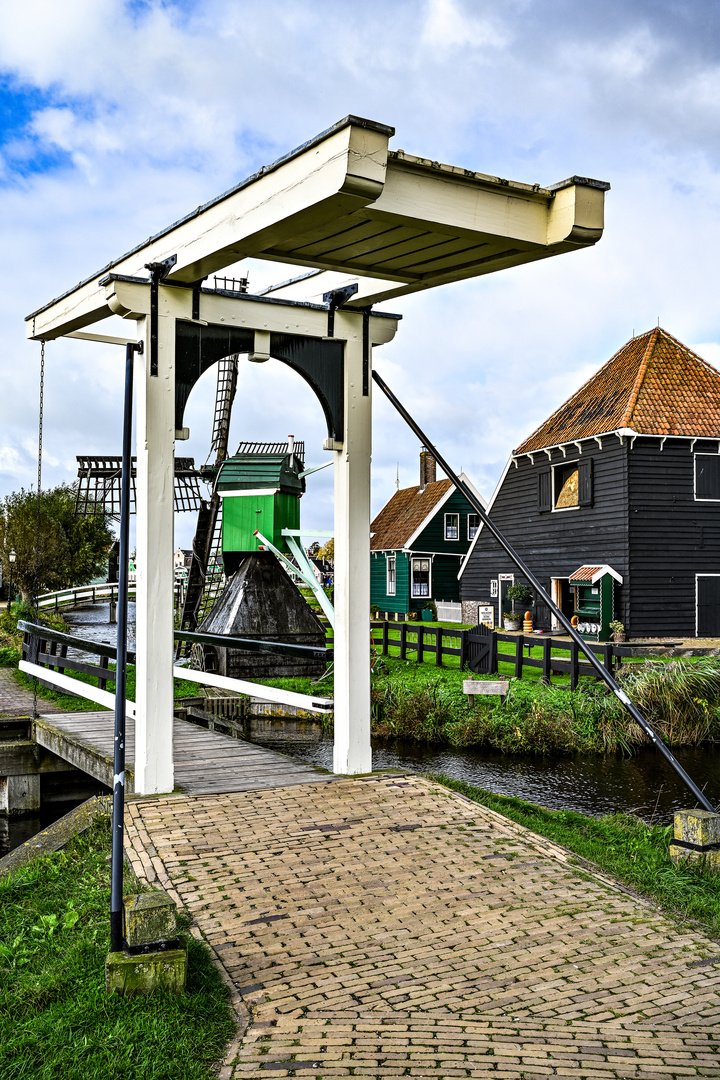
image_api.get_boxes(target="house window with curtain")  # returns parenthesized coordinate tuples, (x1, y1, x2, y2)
(386, 554, 396, 595)
(411, 558, 431, 597)
(467, 513, 479, 539)
(444, 513, 459, 539)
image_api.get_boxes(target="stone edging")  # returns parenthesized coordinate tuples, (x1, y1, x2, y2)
(0, 793, 111, 879)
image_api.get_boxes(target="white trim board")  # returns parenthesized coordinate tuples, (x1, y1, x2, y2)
(19, 660, 136, 717)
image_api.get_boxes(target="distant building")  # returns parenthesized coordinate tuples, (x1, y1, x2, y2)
(371, 448, 486, 617)
(460, 328, 720, 637)
(174, 548, 193, 571)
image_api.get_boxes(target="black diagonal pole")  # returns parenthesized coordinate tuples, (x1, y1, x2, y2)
(110, 340, 141, 953)
(372, 368, 716, 813)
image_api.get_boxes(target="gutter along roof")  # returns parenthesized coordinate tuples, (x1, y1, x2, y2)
(515, 328, 720, 454)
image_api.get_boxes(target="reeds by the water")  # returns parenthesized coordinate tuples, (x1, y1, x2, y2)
(371, 658, 720, 755)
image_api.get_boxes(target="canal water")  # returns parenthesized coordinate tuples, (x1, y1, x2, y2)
(1, 801, 87, 860)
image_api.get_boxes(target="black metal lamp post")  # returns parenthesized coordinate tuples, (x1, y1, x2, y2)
(6, 549, 16, 611)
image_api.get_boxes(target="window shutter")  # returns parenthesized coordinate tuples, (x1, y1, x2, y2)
(578, 459, 593, 507)
(538, 468, 551, 512)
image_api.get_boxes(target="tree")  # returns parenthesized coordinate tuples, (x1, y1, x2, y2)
(318, 537, 334, 564)
(0, 484, 114, 601)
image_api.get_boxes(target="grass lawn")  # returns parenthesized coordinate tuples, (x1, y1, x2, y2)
(0, 817, 234, 1080)
(432, 775, 720, 940)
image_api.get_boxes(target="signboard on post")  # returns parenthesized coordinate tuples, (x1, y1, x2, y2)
(478, 605, 495, 629)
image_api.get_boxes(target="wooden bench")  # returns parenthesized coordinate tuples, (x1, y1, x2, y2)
(463, 677, 510, 706)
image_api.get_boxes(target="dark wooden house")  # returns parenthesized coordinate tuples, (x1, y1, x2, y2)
(371, 449, 486, 617)
(460, 328, 720, 637)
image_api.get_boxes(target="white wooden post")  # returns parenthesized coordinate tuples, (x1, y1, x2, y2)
(134, 311, 175, 794)
(332, 317, 372, 775)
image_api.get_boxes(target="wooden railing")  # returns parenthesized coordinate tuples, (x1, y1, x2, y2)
(37, 582, 136, 612)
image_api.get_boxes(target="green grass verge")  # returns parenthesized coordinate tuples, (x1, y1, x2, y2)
(431, 774, 720, 939)
(0, 816, 235, 1080)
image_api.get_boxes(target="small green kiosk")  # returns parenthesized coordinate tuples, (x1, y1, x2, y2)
(214, 444, 304, 574)
(569, 564, 623, 642)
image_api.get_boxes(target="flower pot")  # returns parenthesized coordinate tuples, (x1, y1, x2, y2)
(504, 617, 521, 631)
(612, 632, 627, 643)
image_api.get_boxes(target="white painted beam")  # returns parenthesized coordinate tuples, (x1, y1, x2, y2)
(134, 314, 176, 795)
(26, 117, 607, 340)
(332, 310, 372, 775)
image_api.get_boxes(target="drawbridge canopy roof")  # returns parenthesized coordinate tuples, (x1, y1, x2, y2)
(27, 115, 609, 340)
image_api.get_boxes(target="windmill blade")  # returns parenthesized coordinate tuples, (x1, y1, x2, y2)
(210, 355, 239, 462)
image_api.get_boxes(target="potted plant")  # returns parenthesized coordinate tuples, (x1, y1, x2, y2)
(609, 618, 626, 643)
(505, 584, 532, 631)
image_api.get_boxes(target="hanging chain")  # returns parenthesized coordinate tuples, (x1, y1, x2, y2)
(32, 340, 45, 720)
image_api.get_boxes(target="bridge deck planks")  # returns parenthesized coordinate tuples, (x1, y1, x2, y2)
(34, 710, 334, 795)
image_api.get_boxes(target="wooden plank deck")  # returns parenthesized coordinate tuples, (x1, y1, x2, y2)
(33, 710, 334, 795)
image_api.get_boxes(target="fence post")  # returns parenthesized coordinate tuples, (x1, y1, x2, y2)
(417, 625, 424, 664)
(570, 638, 579, 690)
(490, 630, 498, 673)
(603, 642, 613, 675)
(98, 654, 110, 692)
(515, 633, 524, 679)
(400, 622, 407, 660)
(382, 620, 389, 656)
(542, 637, 551, 685)
(460, 629, 468, 670)
(435, 626, 443, 667)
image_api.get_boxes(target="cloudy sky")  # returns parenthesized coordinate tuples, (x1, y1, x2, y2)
(1, 0, 719, 547)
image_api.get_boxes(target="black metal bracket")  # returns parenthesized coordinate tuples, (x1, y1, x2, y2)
(361, 306, 372, 396)
(144, 254, 177, 376)
(191, 277, 207, 321)
(323, 283, 358, 337)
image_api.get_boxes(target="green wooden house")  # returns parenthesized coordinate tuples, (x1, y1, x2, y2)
(370, 449, 486, 617)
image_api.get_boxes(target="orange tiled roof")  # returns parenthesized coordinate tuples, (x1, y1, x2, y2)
(515, 328, 720, 454)
(569, 566, 603, 582)
(370, 479, 453, 550)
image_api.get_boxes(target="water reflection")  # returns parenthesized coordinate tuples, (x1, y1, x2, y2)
(0, 801, 85, 859)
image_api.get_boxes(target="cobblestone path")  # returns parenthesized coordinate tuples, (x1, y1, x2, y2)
(125, 776, 720, 1078)
(0, 667, 64, 716)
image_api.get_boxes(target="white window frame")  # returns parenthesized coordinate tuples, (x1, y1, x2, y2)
(411, 557, 432, 598)
(694, 453, 720, 502)
(467, 513, 480, 540)
(444, 512, 460, 540)
(498, 572, 514, 625)
(386, 554, 396, 596)
(552, 460, 581, 513)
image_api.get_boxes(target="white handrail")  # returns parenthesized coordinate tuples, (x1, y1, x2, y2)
(18, 659, 332, 717)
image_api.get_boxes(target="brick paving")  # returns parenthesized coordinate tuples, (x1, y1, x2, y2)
(0, 666, 64, 716)
(125, 776, 720, 1078)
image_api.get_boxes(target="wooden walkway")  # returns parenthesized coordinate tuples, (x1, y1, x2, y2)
(33, 710, 334, 795)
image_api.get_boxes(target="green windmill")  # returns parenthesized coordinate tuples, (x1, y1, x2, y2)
(195, 437, 333, 680)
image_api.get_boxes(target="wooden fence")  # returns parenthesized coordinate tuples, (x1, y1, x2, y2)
(370, 621, 643, 688)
